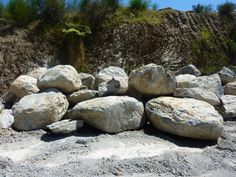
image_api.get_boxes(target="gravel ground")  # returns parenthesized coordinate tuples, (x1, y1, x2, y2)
(0, 122, 236, 177)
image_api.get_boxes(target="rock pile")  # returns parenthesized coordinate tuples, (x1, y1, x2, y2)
(1, 64, 236, 140)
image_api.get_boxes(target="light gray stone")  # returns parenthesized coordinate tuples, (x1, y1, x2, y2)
(79, 73, 95, 89)
(98, 78, 123, 96)
(218, 67, 235, 85)
(175, 64, 201, 76)
(27, 67, 47, 79)
(146, 97, 223, 140)
(224, 81, 236, 95)
(70, 96, 145, 133)
(47, 120, 83, 134)
(67, 89, 98, 106)
(174, 88, 220, 106)
(95, 66, 128, 95)
(0, 109, 14, 129)
(176, 74, 223, 98)
(12, 92, 69, 131)
(128, 64, 176, 96)
(9, 75, 39, 98)
(37, 65, 82, 93)
(0, 101, 4, 113)
(220, 95, 236, 120)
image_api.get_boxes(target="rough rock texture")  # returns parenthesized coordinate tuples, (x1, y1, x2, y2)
(71, 96, 145, 133)
(220, 95, 236, 120)
(174, 88, 220, 106)
(95, 66, 128, 95)
(27, 67, 47, 79)
(12, 92, 69, 131)
(218, 67, 235, 85)
(9, 75, 39, 98)
(98, 78, 123, 96)
(67, 90, 98, 106)
(0, 28, 59, 96)
(0, 109, 14, 129)
(47, 120, 83, 134)
(129, 64, 176, 96)
(176, 74, 224, 98)
(0, 102, 4, 112)
(37, 65, 82, 93)
(224, 81, 236, 95)
(146, 97, 223, 140)
(79, 73, 95, 89)
(175, 64, 201, 76)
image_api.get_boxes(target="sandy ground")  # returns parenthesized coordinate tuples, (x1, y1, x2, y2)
(0, 122, 236, 177)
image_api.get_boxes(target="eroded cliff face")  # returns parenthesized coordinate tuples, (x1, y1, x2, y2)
(87, 10, 229, 72)
(0, 10, 230, 96)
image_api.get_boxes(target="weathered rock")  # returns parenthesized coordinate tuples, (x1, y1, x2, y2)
(1, 91, 18, 107)
(0, 101, 4, 113)
(224, 81, 236, 95)
(146, 97, 223, 140)
(47, 120, 83, 134)
(176, 74, 223, 98)
(128, 64, 176, 96)
(70, 96, 145, 133)
(220, 95, 236, 120)
(79, 73, 95, 89)
(98, 78, 123, 96)
(12, 92, 69, 131)
(175, 64, 201, 76)
(27, 67, 47, 79)
(67, 89, 98, 106)
(37, 65, 82, 93)
(95, 66, 128, 94)
(218, 66, 235, 85)
(174, 88, 220, 106)
(9, 75, 39, 98)
(0, 109, 14, 129)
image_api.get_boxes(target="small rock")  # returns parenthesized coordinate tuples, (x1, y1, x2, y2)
(37, 65, 82, 93)
(220, 95, 236, 120)
(9, 75, 39, 98)
(175, 64, 201, 76)
(79, 73, 95, 89)
(67, 89, 98, 106)
(12, 92, 69, 131)
(218, 66, 235, 85)
(47, 119, 83, 134)
(224, 81, 236, 95)
(0, 109, 14, 129)
(146, 97, 223, 140)
(128, 64, 176, 96)
(98, 78, 122, 96)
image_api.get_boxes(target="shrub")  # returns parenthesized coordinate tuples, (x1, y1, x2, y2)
(3, 0, 36, 26)
(217, 2, 236, 20)
(129, 0, 150, 11)
(192, 4, 213, 13)
(0, 2, 3, 18)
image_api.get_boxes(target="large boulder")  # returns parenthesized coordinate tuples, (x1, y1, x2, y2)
(175, 64, 201, 76)
(70, 96, 145, 133)
(220, 95, 236, 120)
(9, 75, 39, 98)
(95, 66, 128, 95)
(176, 74, 223, 98)
(79, 73, 95, 89)
(0, 109, 14, 129)
(37, 65, 82, 93)
(218, 67, 235, 85)
(12, 92, 69, 131)
(67, 89, 98, 106)
(174, 88, 220, 106)
(47, 120, 83, 134)
(146, 97, 223, 140)
(128, 64, 176, 96)
(224, 81, 236, 95)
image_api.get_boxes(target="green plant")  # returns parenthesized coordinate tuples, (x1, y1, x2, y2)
(217, 2, 236, 20)
(0, 2, 4, 17)
(3, 0, 37, 26)
(192, 4, 213, 13)
(62, 22, 91, 69)
(151, 3, 158, 11)
(128, 0, 150, 11)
